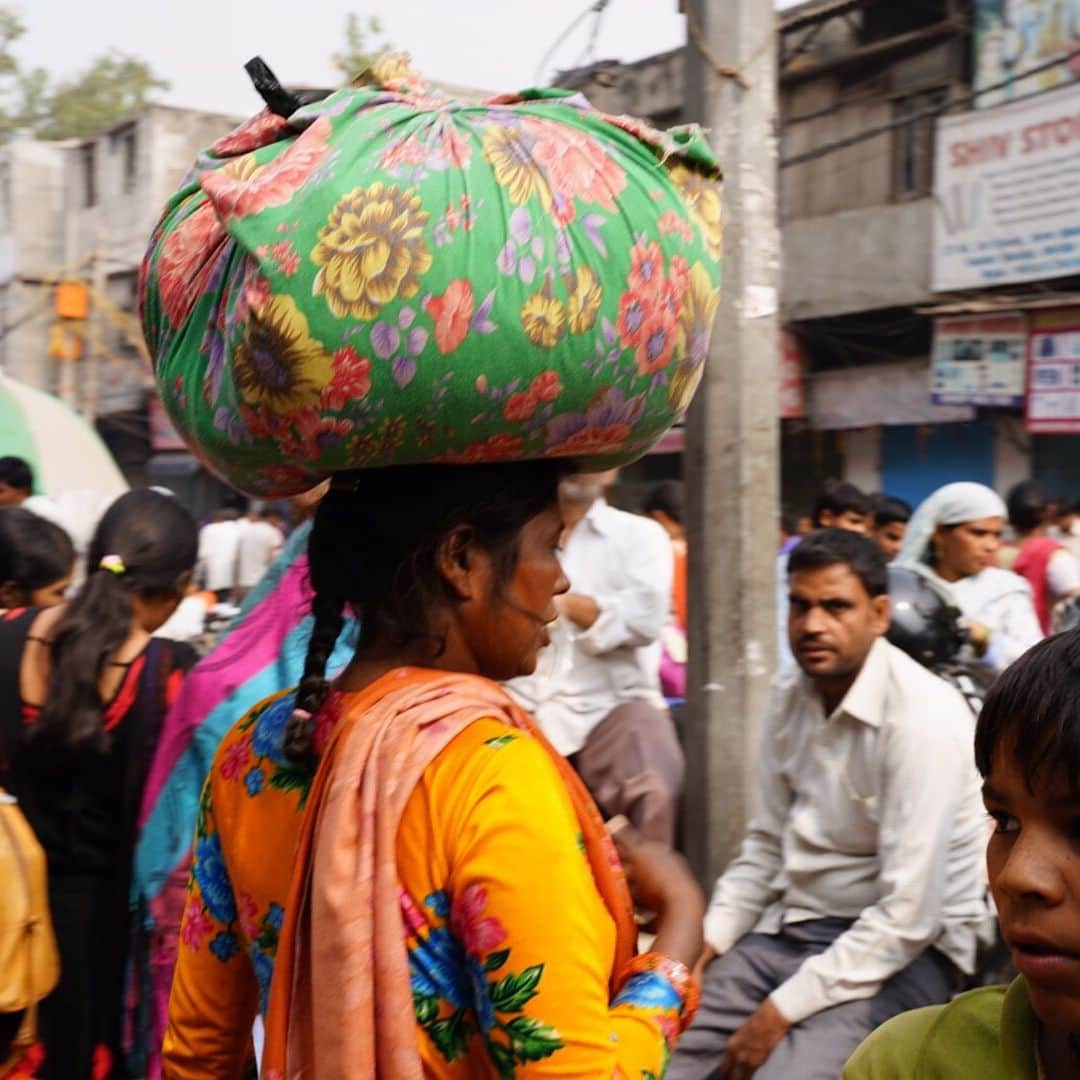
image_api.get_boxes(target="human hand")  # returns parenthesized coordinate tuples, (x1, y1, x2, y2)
(720, 998, 791, 1079)
(554, 593, 600, 630)
(692, 946, 716, 985)
(964, 619, 992, 656)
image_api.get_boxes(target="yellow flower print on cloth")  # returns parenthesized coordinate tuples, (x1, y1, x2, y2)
(669, 262, 720, 415)
(233, 295, 333, 413)
(670, 164, 723, 262)
(312, 182, 433, 321)
(141, 58, 723, 496)
(482, 126, 551, 208)
(567, 267, 602, 335)
(521, 286, 567, 349)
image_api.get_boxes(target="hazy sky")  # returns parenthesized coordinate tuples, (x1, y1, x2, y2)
(19, 0, 801, 119)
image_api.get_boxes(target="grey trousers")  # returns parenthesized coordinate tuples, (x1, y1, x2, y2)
(667, 918, 954, 1080)
(571, 700, 685, 847)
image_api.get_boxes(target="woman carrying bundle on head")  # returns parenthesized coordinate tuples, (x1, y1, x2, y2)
(0, 490, 199, 1079)
(147, 55, 723, 1077)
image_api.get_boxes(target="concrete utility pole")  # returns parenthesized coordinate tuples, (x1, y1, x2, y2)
(682, 0, 781, 887)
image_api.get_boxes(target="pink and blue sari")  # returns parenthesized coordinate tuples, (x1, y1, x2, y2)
(127, 522, 357, 1077)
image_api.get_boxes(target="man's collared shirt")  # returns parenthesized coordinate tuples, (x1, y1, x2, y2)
(704, 637, 991, 1024)
(507, 499, 673, 757)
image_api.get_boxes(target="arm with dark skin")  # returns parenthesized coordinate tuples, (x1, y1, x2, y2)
(611, 823, 704, 970)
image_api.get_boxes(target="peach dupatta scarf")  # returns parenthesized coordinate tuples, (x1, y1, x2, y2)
(262, 667, 635, 1079)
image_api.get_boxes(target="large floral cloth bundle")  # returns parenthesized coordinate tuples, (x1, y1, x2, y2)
(140, 59, 722, 495)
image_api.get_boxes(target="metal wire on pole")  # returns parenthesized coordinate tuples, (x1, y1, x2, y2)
(534, 0, 611, 86)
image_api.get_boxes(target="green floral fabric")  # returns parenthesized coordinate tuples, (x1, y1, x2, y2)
(140, 61, 722, 495)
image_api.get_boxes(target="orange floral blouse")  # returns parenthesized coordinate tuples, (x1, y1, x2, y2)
(165, 681, 684, 1078)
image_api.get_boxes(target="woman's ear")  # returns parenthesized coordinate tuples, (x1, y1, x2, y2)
(436, 525, 481, 602)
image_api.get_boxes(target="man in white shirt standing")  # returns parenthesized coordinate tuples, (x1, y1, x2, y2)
(668, 529, 990, 1080)
(506, 470, 683, 845)
(197, 507, 243, 602)
(235, 501, 285, 599)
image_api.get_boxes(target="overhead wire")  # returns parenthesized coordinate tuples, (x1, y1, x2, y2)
(571, 0, 613, 72)
(534, 0, 611, 87)
(781, 43, 1080, 169)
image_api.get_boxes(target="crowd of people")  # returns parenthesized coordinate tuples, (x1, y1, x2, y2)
(3, 458, 1080, 1078)
(6, 52, 1080, 1080)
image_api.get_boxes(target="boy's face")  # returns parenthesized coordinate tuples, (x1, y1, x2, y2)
(872, 521, 907, 562)
(817, 508, 869, 534)
(984, 745, 1080, 1031)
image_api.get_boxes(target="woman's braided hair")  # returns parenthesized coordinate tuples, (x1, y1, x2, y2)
(283, 460, 568, 762)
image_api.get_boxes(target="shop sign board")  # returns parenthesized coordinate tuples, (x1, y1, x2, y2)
(931, 313, 1027, 406)
(1027, 307, 1080, 433)
(934, 82, 1080, 291)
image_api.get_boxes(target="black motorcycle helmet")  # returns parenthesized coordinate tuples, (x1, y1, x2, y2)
(887, 565, 966, 668)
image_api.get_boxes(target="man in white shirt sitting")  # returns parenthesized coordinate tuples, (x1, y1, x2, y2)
(506, 470, 684, 845)
(669, 529, 991, 1080)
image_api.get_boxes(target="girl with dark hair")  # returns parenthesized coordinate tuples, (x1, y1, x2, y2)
(166, 463, 705, 1077)
(0, 488, 199, 1080)
(0, 508, 75, 611)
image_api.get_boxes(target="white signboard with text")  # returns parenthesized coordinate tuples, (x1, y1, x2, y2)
(1027, 311, 1080, 434)
(933, 82, 1080, 291)
(931, 314, 1027, 406)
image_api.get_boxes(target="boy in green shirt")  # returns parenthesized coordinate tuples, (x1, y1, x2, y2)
(844, 630, 1080, 1078)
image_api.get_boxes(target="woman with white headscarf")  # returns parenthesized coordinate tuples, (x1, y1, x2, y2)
(896, 481, 1042, 673)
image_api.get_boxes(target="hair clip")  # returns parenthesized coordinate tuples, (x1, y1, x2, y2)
(290, 708, 313, 721)
(98, 555, 127, 575)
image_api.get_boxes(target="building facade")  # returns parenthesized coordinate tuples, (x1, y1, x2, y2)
(559, 0, 1080, 513)
(0, 138, 68, 387)
(0, 105, 239, 487)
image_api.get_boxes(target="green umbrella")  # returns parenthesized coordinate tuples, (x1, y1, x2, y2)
(0, 372, 128, 499)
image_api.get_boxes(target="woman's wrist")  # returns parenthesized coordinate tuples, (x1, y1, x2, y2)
(652, 885, 705, 969)
(621, 952, 702, 1032)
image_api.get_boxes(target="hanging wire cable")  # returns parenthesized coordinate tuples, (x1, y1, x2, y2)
(782, 43, 1080, 169)
(571, 0, 613, 71)
(534, 0, 611, 86)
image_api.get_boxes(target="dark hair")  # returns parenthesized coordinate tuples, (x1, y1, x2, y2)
(975, 630, 1080, 791)
(29, 489, 197, 757)
(643, 480, 683, 525)
(0, 508, 75, 601)
(0, 456, 33, 493)
(873, 494, 913, 529)
(1006, 480, 1048, 534)
(788, 527, 888, 598)
(780, 510, 801, 536)
(285, 461, 569, 762)
(812, 479, 872, 527)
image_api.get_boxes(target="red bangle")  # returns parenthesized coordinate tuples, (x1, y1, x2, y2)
(622, 951, 701, 1032)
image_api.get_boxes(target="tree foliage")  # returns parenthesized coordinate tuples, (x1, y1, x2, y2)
(331, 13, 391, 81)
(27, 53, 169, 140)
(0, 7, 169, 141)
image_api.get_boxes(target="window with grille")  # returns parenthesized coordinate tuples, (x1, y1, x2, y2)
(892, 88, 947, 200)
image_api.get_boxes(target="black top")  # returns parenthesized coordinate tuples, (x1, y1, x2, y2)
(0, 607, 195, 878)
